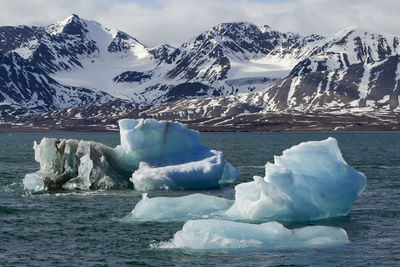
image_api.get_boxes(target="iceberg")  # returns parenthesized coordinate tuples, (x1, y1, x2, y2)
(225, 137, 367, 221)
(127, 193, 233, 221)
(23, 119, 239, 192)
(117, 119, 238, 190)
(130, 138, 366, 222)
(157, 219, 349, 249)
(23, 138, 130, 191)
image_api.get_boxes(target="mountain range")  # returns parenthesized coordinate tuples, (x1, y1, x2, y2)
(0, 14, 399, 131)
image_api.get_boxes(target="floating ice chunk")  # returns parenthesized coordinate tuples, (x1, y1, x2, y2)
(23, 119, 239, 192)
(225, 137, 367, 221)
(157, 219, 349, 249)
(127, 193, 233, 221)
(117, 119, 239, 190)
(23, 138, 129, 192)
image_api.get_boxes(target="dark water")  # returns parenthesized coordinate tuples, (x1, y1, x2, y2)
(1, 132, 399, 266)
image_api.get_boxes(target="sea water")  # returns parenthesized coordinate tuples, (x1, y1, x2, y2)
(1, 132, 399, 266)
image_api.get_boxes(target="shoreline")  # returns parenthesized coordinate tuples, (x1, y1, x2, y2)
(1, 124, 399, 134)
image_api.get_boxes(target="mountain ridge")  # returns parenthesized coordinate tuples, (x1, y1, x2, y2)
(0, 14, 399, 130)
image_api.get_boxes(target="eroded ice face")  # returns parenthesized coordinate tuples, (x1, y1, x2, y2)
(23, 138, 126, 192)
(155, 219, 349, 249)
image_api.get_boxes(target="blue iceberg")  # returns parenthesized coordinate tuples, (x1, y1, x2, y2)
(225, 137, 367, 221)
(117, 119, 238, 190)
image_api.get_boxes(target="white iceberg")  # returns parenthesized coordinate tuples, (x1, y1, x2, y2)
(126, 193, 233, 221)
(157, 219, 349, 249)
(23, 119, 239, 192)
(130, 137, 366, 222)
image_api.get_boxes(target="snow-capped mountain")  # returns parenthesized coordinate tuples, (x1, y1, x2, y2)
(45, 16, 324, 103)
(0, 15, 322, 106)
(145, 26, 400, 115)
(0, 15, 98, 73)
(0, 50, 113, 116)
(140, 22, 323, 101)
(264, 28, 400, 111)
(1, 14, 400, 120)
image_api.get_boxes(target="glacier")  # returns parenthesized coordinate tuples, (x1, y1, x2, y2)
(23, 119, 239, 192)
(156, 219, 349, 249)
(130, 137, 366, 222)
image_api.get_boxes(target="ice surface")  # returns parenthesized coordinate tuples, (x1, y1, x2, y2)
(62, 154, 93, 190)
(116, 119, 239, 190)
(23, 119, 239, 192)
(23, 138, 128, 192)
(127, 193, 233, 221)
(225, 137, 367, 221)
(130, 137, 366, 222)
(130, 153, 236, 190)
(23, 173, 45, 192)
(117, 119, 212, 167)
(157, 219, 348, 249)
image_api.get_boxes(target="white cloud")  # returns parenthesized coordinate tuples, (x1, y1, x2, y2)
(0, 0, 399, 47)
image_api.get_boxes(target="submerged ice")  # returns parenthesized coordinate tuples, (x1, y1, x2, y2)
(157, 219, 349, 249)
(127, 193, 233, 221)
(131, 138, 366, 222)
(23, 119, 239, 192)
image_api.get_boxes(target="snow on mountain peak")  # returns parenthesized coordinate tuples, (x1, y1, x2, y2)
(215, 21, 258, 30)
(47, 14, 87, 36)
(211, 22, 261, 38)
(260, 25, 271, 33)
(315, 26, 400, 64)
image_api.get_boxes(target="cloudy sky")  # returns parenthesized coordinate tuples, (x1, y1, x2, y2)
(0, 0, 399, 47)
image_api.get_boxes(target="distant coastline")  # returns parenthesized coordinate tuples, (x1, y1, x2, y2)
(1, 122, 399, 133)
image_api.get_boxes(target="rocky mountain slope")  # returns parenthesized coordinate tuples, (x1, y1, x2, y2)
(3, 97, 398, 132)
(266, 28, 400, 111)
